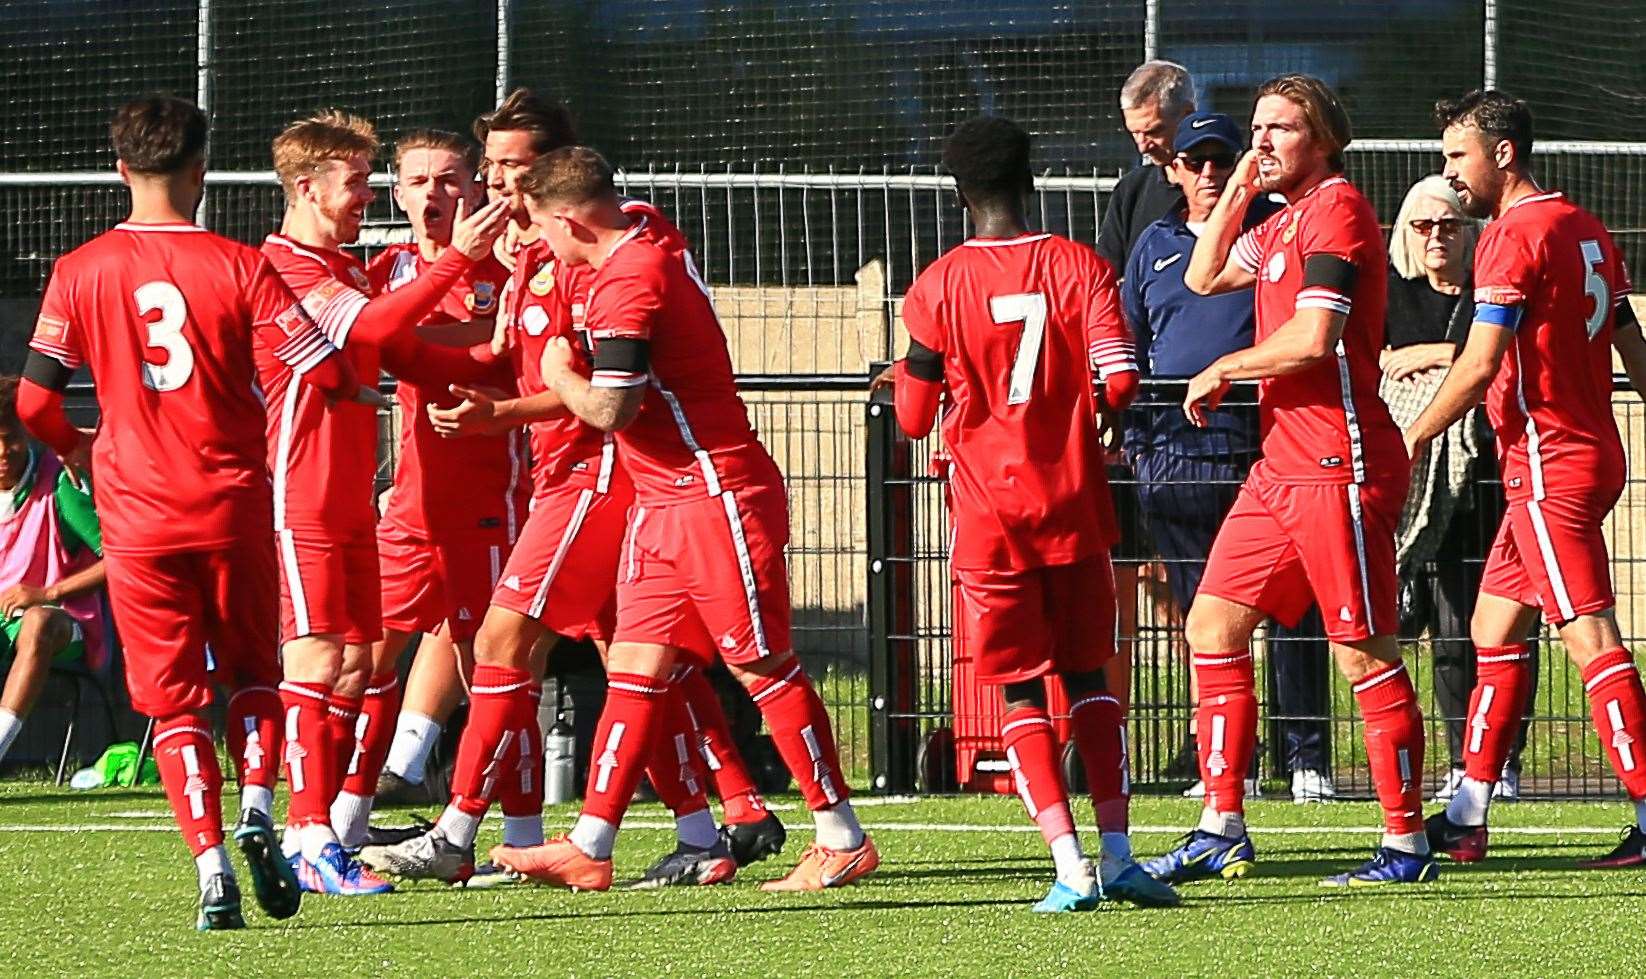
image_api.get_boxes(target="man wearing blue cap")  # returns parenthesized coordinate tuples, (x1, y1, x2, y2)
(1121, 111, 1335, 805)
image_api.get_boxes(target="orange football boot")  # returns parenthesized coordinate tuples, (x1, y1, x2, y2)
(758, 836, 879, 892)
(489, 835, 613, 891)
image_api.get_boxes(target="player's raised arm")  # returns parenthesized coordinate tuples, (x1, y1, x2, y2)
(333, 198, 511, 347)
(1184, 149, 1262, 295)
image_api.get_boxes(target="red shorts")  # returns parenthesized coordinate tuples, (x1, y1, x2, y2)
(378, 521, 510, 643)
(1480, 489, 1620, 624)
(955, 555, 1117, 685)
(104, 538, 281, 718)
(614, 482, 793, 665)
(277, 529, 382, 645)
(490, 479, 629, 643)
(1199, 470, 1403, 643)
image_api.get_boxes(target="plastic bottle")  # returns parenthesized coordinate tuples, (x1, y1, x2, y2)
(544, 715, 576, 805)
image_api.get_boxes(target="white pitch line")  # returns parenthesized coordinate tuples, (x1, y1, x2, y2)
(0, 821, 1625, 837)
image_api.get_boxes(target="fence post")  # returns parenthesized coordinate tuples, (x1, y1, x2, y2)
(1483, 0, 1498, 88)
(1144, 0, 1160, 62)
(195, 0, 214, 228)
(866, 364, 918, 793)
(495, 0, 512, 105)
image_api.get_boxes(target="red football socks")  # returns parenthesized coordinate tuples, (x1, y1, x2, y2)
(450, 664, 536, 818)
(580, 672, 668, 827)
(678, 666, 769, 823)
(646, 682, 711, 818)
(325, 692, 363, 803)
(1354, 660, 1426, 838)
(153, 713, 225, 856)
(748, 661, 850, 810)
(1193, 650, 1257, 820)
(1583, 648, 1646, 799)
(341, 671, 400, 797)
(1463, 645, 1534, 784)
(1001, 704, 1077, 846)
(498, 681, 545, 824)
(224, 685, 281, 793)
(279, 681, 334, 828)
(1069, 692, 1129, 834)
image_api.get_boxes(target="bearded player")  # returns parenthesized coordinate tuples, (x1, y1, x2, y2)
(1146, 75, 1435, 887)
(480, 147, 876, 893)
(260, 110, 509, 894)
(364, 91, 783, 887)
(886, 116, 1177, 911)
(19, 96, 361, 929)
(1406, 90, 1646, 868)
(322, 129, 526, 848)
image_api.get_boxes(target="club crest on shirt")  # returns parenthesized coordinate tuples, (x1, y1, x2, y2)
(1281, 210, 1302, 245)
(529, 263, 556, 296)
(388, 250, 418, 291)
(274, 304, 307, 333)
(349, 267, 372, 292)
(1265, 252, 1286, 283)
(466, 280, 498, 314)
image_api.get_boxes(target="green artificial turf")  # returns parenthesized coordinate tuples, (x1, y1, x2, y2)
(2, 781, 1641, 976)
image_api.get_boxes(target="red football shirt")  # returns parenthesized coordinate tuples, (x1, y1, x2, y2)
(584, 209, 780, 505)
(31, 222, 337, 554)
(900, 233, 1135, 571)
(365, 244, 526, 541)
(1231, 176, 1405, 486)
(1473, 191, 1632, 501)
(260, 234, 383, 537)
(499, 237, 617, 494)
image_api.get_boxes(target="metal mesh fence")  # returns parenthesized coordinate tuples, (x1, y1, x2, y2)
(868, 381, 1646, 799)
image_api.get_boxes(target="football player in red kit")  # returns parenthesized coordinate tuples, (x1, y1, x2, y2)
(260, 110, 509, 895)
(885, 116, 1177, 911)
(1146, 75, 1435, 887)
(18, 96, 359, 929)
(482, 147, 877, 892)
(1406, 90, 1646, 867)
(366, 92, 783, 888)
(323, 129, 526, 849)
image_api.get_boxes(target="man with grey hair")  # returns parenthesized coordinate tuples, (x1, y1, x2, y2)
(1097, 60, 1196, 271)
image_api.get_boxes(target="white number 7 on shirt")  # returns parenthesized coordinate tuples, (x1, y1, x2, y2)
(990, 292, 1047, 405)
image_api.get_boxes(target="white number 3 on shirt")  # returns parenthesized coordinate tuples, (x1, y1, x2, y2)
(134, 280, 195, 391)
(990, 292, 1047, 405)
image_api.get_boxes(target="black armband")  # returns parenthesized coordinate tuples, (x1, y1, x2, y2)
(904, 339, 944, 382)
(590, 337, 650, 388)
(1297, 254, 1357, 315)
(23, 350, 73, 392)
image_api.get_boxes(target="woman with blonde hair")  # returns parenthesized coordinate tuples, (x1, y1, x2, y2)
(1380, 175, 1534, 803)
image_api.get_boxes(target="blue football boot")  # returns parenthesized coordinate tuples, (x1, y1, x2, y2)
(1103, 861, 1182, 907)
(301, 841, 396, 895)
(1320, 847, 1440, 887)
(1141, 830, 1256, 885)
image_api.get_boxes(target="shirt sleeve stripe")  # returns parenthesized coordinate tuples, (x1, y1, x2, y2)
(1296, 287, 1353, 315)
(590, 370, 648, 389)
(28, 338, 82, 370)
(317, 291, 369, 346)
(274, 328, 337, 373)
(1232, 230, 1263, 274)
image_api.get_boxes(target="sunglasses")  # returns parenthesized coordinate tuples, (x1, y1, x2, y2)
(1409, 218, 1464, 237)
(1177, 150, 1237, 172)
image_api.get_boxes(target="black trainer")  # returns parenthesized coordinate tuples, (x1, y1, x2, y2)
(1579, 825, 1646, 869)
(1424, 810, 1488, 863)
(359, 814, 435, 848)
(233, 808, 301, 920)
(719, 812, 787, 867)
(195, 873, 246, 932)
(629, 839, 737, 889)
